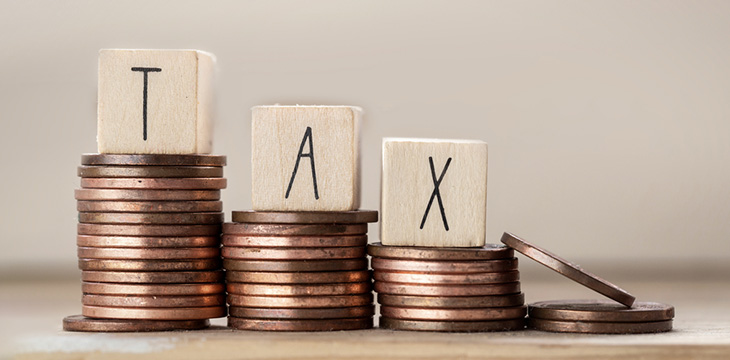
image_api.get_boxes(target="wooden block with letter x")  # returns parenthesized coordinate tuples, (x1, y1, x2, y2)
(251, 105, 362, 211)
(97, 49, 215, 154)
(380, 138, 488, 247)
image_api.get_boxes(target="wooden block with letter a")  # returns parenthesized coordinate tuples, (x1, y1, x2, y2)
(380, 138, 488, 247)
(251, 105, 362, 211)
(97, 49, 215, 154)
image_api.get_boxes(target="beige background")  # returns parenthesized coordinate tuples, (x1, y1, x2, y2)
(1, 0, 729, 279)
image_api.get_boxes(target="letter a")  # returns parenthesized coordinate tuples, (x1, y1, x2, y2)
(285, 127, 319, 199)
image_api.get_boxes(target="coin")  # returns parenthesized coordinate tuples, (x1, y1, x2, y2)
(75, 189, 220, 201)
(528, 318, 673, 334)
(81, 271, 224, 283)
(82, 305, 226, 320)
(377, 293, 525, 309)
(82, 294, 226, 308)
(81, 154, 227, 166)
(78, 259, 221, 271)
(380, 305, 527, 321)
(528, 300, 675, 322)
(77, 235, 220, 248)
(81, 178, 227, 190)
(223, 223, 368, 236)
(368, 243, 513, 260)
(62, 315, 209, 332)
(373, 270, 520, 285)
(78, 224, 221, 236)
(223, 259, 368, 272)
(82, 282, 224, 295)
(222, 235, 368, 248)
(77, 200, 223, 213)
(222, 247, 365, 260)
(77, 247, 220, 260)
(227, 282, 372, 296)
(78, 166, 223, 178)
(374, 281, 520, 296)
(500, 232, 636, 307)
(379, 317, 526, 332)
(228, 306, 374, 319)
(227, 294, 374, 308)
(231, 210, 378, 224)
(227, 317, 373, 331)
(226, 270, 371, 284)
(370, 258, 518, 273)
(78, 212, 224, 225)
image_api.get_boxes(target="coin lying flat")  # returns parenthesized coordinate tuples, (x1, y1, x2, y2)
(223, 259, 368, 272)
(500, 232, 635, 307)
(81, 178, 227, 190)
(81, 154, 227, 166)
(228, 317, 373, 331)
(227, 282, 371, 296)
(374, 281, 520, 296)
(81, 271, 224, 284)
(78, 166, 223, 178)
(225, 270, 371, 284)
(221, 246, 365, 260)
(78, 224, 221, 236)
(78, 212, 224, 225)
(82, 305, 226, 320)
(371, 258, 518, 273)
(227, 294, 373, 308)
(377, 293, 525, 309)
(223, 223, 368, 236)
(222, 235, 368, 248)
(380, 305, 527, 321)
(528, 318, 673, 334)
(63, 315, 209, 332)
(231, 210, 378, 224)
(82, 282, 225, 296)
(77, 200, 223, 213)
(77, 235, 220, 248)
(77, 247, 220, 260)
(380, 317, 526, 332)
(528, 300, 674, 322)
(82, 294, 226, 308)
(228, 306, 374, 320)
(373, 270, 519, 285)
(75, 189, 220, 201)
(368, 243, 513, 260)
(78, 259, 221, 271)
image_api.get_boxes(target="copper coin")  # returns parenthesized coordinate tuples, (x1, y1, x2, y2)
(62, 315, 209, 332)
(77, 235, 219, 248)
(78, 212, 223, 225)
(81, 154, 227, 166)
(374, 281, 520, 296)
(501, 232, 636, 307)
(528, 318, 673, 334)
(82, 282, 224, 295)
(78, 259, 220, 271)
(373, 270, 520, 285)
(228, 294, 373, 308)
(82, 305, 226, 320)
(222, 235, 368, 247)
(371, 258, 518, 273)
(222, 246, 365, 260)
(528, 300, 675, 322)
(78, 166, 223, 178)
(75, 189, 220, 201)
(81, 271, 223, 283)
(81, 178, 227, 190)
(231, 210, 378, 224)
(226, 270, 371, 284)
(380, 305, 526, 321)
(368, 243, 513, 260)
(227, 282, 372, 296)
(82, 294, 226, 308)
(77, 247, 220, 260)
(379, 317, 525, 332)
(228, 317, 372, 331)
(77, 200, 223, 213)
(228, 306, 374, 319)
(223, 223, 368, 236)
(377, 293, 525, 308)
(78, 224, 221, 236)
(223, 258, 368, 272)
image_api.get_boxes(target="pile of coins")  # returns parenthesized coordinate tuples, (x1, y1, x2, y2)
(222, 211, 378, 331)
(368, 243, 526, 332)
(64, 154, 228, 332)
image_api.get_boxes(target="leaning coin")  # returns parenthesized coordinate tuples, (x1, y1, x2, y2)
(377, 293, 525, 309)
(528, 300, 674, 322)
(78, 259, 221, 271)
(501, 232, 635, 307)
(228, 317, 372, 331)
(231, 210, 378, 224)
(368, 243, 513, 260)
(82, 294, 226, 308)
(223, 259, 368, 272)
(63, 315, 209, 332)
(81, 154, 227, 166)
(77, 247, 220, 260)
(227, 294, 373, 308)
(82, 282, 224, 296)
(75, 189, 220, 201)
(223, 223, 368, 236)
(78, 224, 221, 236)
(380, 305, 527, 321)
(78, 166, 223, 178)
(380, 317, 525, 332)
(373, 270, 519, 285)
(77, 235, 219, 248)
(81, 271, 223, 284)
(78, 212, 224, 225)
(77, 200, 223, 213)
(81, 178, 227, 190)
(222, 247, 365, 260)
(226, 270, 371, 284)
(528, 318, 673, 334)
(227, 282, 372, 296)
(228, 306, 374, 320)
(82, 305, 226, 320)
(371, 258, 518, 273)
(222, 235, 368, 247)
(374, 281, 520, 296)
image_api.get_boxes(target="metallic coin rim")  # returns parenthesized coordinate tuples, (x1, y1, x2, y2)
(379, 317, 526, 332)
(380, 305, 527, 321)
(528, 300, 675, 322)
(82, 294, 226, 308)
(78, 212, 224, 225)
(77, 247, 220, 260)
(77, 235, 220, 248)
(81, 270, 224, 283)
(227, 294, 374, 308)
(82, 282, 225, 295)
(82, 305, 226, 320)
(228, 306, 375, 319)
(374, 281, 521, 296)
(75, 189, 221, 201)
(227, 282, 372, 296)
(222, 235, 368, 248)
(227, 317, 373, 331)
(225, 270, 372, 284)
(377, 293, 525, 308)
(62, 315, 209, 332)
(221, 246, 365, 260)
(78, 223, 221, 236)
(78, 258, 221, 271)
(371, 257, 518, 273)
(81, 178, 227, 190)
(528, 318, 673, 334)
(78, 166, 223, 178)
(223, 223, 368, 236)
(231, 210, 378, 224)
(81, 154, 227, 166)
(368, 242, 513, 260)
(373, 270, 520, 285)
(77, 200, 223, 213)
(222, 258, 368, 272)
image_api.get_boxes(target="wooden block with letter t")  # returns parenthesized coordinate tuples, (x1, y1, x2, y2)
(97, 49, 215, 154)
(380, 138, 488, 247)
(251, 105, 361, 211)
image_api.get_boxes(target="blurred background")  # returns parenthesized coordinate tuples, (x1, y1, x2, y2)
(1, 0, 729, 282)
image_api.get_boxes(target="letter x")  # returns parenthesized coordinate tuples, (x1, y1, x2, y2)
(420, 156, 452, 231)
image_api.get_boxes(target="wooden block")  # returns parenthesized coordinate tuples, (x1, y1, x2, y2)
(97, 49, 215, 154)
(380, 138, 488, 247)
(251, 106, 362, 211)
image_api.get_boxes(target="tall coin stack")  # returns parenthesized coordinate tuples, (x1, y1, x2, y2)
(222, 211, 378, 331)
(368, 243, 527, 332)
(64, 154, 227, 332)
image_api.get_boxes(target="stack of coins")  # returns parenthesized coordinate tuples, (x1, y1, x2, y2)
(368, 243, 526, 332)
(222, 211, 378, 331)
(63, 154, 228, 332)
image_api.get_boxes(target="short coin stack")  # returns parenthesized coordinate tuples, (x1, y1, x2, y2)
(368, 243, 526, 332)
(222, 211, 378, 331)
(64, 154, 228, 332)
